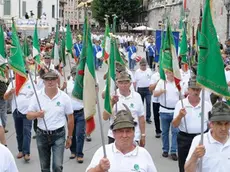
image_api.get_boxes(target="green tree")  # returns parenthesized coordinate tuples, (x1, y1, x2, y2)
(91, 0, 141, 26)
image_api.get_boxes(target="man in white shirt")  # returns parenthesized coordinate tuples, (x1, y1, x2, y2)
(154, 70, 179, 161)
(185, 102, 230, 172)
(86, 109, 157, 172)
(134, 58, 153, 124)
(4, 76, 35, 162)
(0, 119, 6, 146)
(0, 143, 18, 172)
(172, 75, 212, 172)
(67, 66, 86, 163)
(103, 71, 146, 146)
(27, 70, 74, 172)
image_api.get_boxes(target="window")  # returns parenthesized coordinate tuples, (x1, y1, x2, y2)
(52, 5, 55, 18)
(3, 0, 11, 16)
(79, 11, 82, 19)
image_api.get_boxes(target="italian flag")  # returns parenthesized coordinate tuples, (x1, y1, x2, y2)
(72, 16, 96, 135)
(103, 23, 110, 62)
(10, 21, 27, 95)
(33, 22, 40, 64)
(179, 25, 188, 71)
(104, 39, 116, 114)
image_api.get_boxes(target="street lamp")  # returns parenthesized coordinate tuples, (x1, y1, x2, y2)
(224, 0, 230, 39)
(144, 16, 149, 35)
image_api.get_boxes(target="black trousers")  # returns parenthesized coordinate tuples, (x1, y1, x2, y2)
(33, 119, 38, 133)
(177, 131, 197, 172)
(148, 56, 155, 69)
(152, 102, 161, 134)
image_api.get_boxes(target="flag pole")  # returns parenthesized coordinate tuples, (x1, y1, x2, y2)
(179, 91, 188, 133)
(199, 89, 205, 172)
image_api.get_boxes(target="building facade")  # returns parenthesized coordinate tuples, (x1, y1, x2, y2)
(0, 0, 62, 32)
(147, 0, 227, 43)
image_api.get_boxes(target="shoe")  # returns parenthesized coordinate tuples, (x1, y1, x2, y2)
(69, 154, 76, 159)
(86, 135, 92, 142)
(155, 133, 161, 138)
(17, 152, 24, 159)
(24, 154, 30, 162)
(4, 129, 8, 133)
(146, 119, 152, 124)
(32, 135, 36, 139)
(76, 157, 84, 163)
(171, 154, 178, 161)
(162, 152, 168, 158)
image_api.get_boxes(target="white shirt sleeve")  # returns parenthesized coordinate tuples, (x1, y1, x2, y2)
(173, 100, 182, 119)
(27, 94, 39, 112)
(85, 147, 103, 172)
(64, 93, 74, 115)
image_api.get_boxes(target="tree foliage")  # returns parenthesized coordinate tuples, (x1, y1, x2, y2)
(91, 0, 141, 26)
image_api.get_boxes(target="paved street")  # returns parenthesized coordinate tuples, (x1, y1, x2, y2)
(5, 47, 179, 172)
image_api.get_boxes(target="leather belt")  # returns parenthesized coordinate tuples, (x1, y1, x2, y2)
(37, 126, 64, 135)
(74, 108, 84, 113)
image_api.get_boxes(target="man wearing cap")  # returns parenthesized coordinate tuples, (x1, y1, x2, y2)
(73, 38, 82, 62)
(27, 70, 74, 172)
(4, 74, 35, 162)
(185, 102, 230, 172)
(146, 39, 156, 70)
(153, 70, 180, 161)
(42, 52, 55, 71)
(134, 58, 153, 124)
(103, 71, 146, 146)
(149, 64, 161, 138)
(86, 109, 157, 172)
(172, 76, 212, 172)
(67, 66, 86, 163)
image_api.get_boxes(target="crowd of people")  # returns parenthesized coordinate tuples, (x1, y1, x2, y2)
(0, 23, 230, 172)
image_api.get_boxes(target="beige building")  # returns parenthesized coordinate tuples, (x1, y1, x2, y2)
(147, 0, 227, 43)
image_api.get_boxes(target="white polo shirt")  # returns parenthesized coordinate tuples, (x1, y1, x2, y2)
(108, 90, 145, 141)
(150, 72, 160, 103)
(0, 144, 18, 172)
(173, 97, 212, 133)
(67, 79, 84, 111)
(154, 79, 179, 113)
(28, 88, 73, 131)
(6, 80, 36, 114)
(86, 143, 157, 172)
(134, 68, 153, 88)
(186, 131, 230, 172)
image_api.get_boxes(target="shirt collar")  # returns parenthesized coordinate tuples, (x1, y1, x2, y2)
(117, 89, 134, 99)
(41, 88, 61, 100)
(112, 142, 138, 157)
(184, 97, 201, 108)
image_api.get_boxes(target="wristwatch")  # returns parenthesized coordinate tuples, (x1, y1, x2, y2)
(141, 134, 146, 137)
(67, 136, 73, 139)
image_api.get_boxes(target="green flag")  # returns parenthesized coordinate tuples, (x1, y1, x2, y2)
(159, 31, 166, 80)
(179, 6, 185, 30)
(72, 17, 88, 100)
(33, 22, 40, 64)
(66, 20, 73, 53)
(102, 20, 110, 62)
(179, 26, 188, 64)
(104, 39, 116, 114)
(10, 21, 27, 77)
(114, 40, 125, 66)
(162, 20, 173, 72)
(0, 25, 6, 66)
(197, 0, 230, 98)
(22, 37, 30, 58)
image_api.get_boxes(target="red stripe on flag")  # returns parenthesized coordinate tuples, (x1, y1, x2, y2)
(86, 116, 95, 135)
(104, 52, 109, 61)
(184, 0, 187, 9)
(15, 73, 27, 96)
(174, 77, 181, 91)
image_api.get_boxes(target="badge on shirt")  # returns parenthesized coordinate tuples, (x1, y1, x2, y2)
(28, 85, 31, 89)
(133, 164, 140, 171)
(130, 103, 134, 109)
(56, 101, 61, 107)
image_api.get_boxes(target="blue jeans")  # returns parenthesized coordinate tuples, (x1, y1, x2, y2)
(70, 110, 86, 158)
(160, 112, 178, 154)
(0, 97, 7, 127)
(128, 58, 136, 70)
(36, 127, 65, 172)
(137, 87, 151, 120)
(13, 109, 32, 155)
